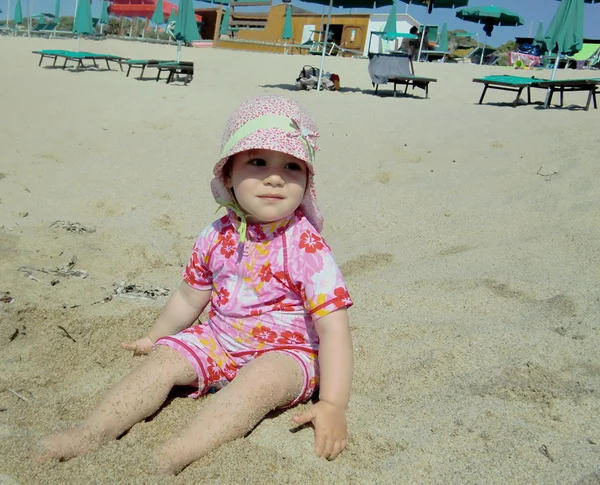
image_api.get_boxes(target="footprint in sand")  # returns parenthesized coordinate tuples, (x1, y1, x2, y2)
(339, 252, 393, 279)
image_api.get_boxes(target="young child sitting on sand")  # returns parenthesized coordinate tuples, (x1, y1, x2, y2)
(36, 95, 354, 475)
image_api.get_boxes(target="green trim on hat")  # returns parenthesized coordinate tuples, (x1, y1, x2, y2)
(220, 114, 315, 164)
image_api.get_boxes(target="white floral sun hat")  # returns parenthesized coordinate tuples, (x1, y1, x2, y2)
(211, 95, 323, 234)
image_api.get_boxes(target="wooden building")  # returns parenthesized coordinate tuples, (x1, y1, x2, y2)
(198, 3, 418, 57)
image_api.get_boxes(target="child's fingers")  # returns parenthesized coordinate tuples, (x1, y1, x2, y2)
(292, 410, 315, 426)
(313, 429, 327, 457)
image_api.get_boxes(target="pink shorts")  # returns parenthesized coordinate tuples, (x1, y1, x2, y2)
(155, 323, 319, 408)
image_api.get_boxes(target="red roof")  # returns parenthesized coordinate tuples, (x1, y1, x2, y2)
(108, 0, 202, 22)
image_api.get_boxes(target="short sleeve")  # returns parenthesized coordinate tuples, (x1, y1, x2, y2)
(290, 229, 353, 321)
(183, 224, 218, 291)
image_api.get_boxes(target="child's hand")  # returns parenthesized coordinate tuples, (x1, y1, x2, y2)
(292, 400, 347, 460)
(120, 337, 154, 355)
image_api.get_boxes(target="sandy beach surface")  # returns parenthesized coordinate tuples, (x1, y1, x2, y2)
(1, 36, 599, 484)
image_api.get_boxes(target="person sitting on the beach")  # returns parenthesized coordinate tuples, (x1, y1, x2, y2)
(34, 95, 354, 475)
(400, 26, 420, 59)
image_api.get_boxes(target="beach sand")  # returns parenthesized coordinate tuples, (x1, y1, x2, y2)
(1, 36, 599, 484)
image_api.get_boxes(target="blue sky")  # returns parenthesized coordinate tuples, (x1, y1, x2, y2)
(3, 0, 600, 47)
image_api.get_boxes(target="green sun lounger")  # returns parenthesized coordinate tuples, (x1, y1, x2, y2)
(474, 75, 600, 111)
(154, 62, 194, 85)
(473, 75, 546, 107)
(33, 50, 127, 71)
(123, 59, 176, 79)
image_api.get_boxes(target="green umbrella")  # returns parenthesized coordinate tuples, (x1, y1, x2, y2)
(167, 7, 176, 24)
(73, 0, 93, 35)
(545, 0, 585, 80)
(383, 0, 397, 36)
(100, 0, 109, 24)
(438, 20, 448, 52)
(533, 21, 544, 44)
(545, 0, 584, 57)
(14, 0, 22, 24)
(281, 3, 292, 40)
(456, 5, 523, 37)
(174, 0, 200, 61)
(54, 0, 60, 20)
(400, 0, 468, 14)
(151, 0, 165, 25)
(219, 6, 230, 35)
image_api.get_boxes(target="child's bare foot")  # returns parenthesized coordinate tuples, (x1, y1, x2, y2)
(33, 425, 104, 462)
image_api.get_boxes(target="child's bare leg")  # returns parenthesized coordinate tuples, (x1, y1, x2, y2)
(154, 352, 303, 475)
(36, 346, 196, 461)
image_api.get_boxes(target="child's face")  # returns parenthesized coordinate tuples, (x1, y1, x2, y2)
(225, 149, 308, 224)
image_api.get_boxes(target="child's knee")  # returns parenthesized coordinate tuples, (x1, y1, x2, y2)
(148, 345, 197, 385)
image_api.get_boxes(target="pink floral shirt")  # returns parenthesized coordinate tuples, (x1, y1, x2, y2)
(183, 209, 352, 356)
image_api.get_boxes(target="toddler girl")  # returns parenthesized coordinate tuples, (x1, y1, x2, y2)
(37, 95, 354, 475)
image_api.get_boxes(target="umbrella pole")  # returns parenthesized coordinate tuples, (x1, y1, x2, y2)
(7, 0, 10, 29)
(177, 39, 181, 62)
(417, 25, 426, 62)
(316, 0, 332, 92)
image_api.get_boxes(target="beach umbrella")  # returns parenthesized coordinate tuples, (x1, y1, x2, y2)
(151, 0, 164, 37)
(399, 0, 468, 14)
(151, 0, 165, 25)
(456, 5, 523, 37)
(99, 0, 108, 33)
(73, 0, 93, 50)
(438, 20, 448, 52)
(544, 0, 584, 80)
(219, 6, 230, 35)
(174, 0, 200, 62)
(14, 0, 22, 24)
(383, 0, 397, 36)
(281, 3, 292, 40)
(54, 0, 60, 20)
(99, 0, 109, 23)
(456, 5, 523, 64)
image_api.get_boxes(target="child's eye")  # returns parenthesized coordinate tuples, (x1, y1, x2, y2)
(249, 158, 267, 166)
(285, 162, 304, 171)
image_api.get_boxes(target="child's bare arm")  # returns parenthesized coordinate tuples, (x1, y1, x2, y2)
(293, 308, 353, 459)
(121, 281, 211, 354)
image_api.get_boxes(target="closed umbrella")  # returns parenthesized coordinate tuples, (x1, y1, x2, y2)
(99, 1, 109, 33)
(167, 7, 176, 23)
(544, 0, 585, 80)
(174, 0, 200, 61)
(151, 0, 164, 38)
(73, 0, 93, 49)
(54, 0, 60, 21)
(151, 0, 165, 25)
(438, 20, 448, 52)
(533, 21, 544, 49)
(281, 3, 292, 39)
(14, 0, 22, 24)
(382, 0, 397, 36)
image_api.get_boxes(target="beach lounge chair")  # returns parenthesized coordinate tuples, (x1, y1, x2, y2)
(537, 78, 600, 111)
(367, 52, 437, 98)
(154, 61, 194, 85)
(564, 43, 600, 69)
(473, 75, 600, 111)
(123, 59, 176, 79)
(473, 75, 545, 107)
(33, 50, 127, 71)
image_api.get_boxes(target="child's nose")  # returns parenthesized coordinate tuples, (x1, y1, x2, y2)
(264, 172, 285, 186)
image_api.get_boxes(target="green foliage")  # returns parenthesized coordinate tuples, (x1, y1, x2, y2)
(495, 40, 518, 53)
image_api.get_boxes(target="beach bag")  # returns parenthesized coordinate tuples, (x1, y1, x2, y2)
(296, 65, 339, 91)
